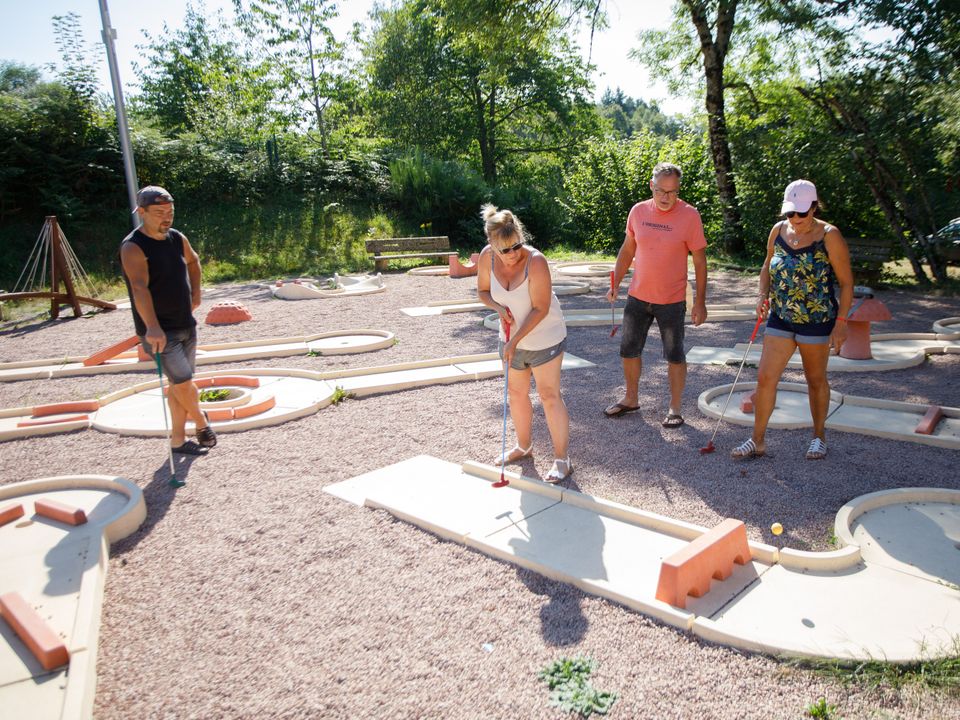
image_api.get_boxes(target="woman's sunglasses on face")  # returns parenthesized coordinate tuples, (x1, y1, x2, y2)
(498, 241, 524, 255)
(785, 208, 812, 219)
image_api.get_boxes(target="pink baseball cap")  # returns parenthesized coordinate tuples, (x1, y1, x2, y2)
(781, 179, 817, 214)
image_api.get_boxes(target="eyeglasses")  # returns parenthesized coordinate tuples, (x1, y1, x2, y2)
(498, 241, 524, 255)
(653, 186, 678, 198)
(785, 208, 812, 218)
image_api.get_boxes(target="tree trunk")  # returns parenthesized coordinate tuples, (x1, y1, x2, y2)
(683, 0, 743, 254)
(474, 80, 497, 184)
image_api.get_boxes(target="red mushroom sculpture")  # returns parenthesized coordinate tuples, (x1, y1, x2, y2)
(839, 298, 891, 360)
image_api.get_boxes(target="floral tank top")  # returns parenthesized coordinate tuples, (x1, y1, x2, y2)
(769, 222, 837, 324)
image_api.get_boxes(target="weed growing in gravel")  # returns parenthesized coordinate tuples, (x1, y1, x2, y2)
(199, 389, 230, 402)
(790, 638, 960, 696)
(805, 697, 840, 718)
(330, 386, 353, 405)
(537, 656, 617, 717)
(307, 349, 323, 357)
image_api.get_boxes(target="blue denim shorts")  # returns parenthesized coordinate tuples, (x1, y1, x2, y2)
(766, 312, 835, 345)
(620, 296, 686, 363)
(140, 327, 198, 384)
(499, 338, 566, 370)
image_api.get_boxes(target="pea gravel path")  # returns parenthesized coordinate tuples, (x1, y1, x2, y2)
(1, 269, 958, 720)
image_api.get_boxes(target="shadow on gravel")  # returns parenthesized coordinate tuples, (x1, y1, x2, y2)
(112, 454, 202, 556)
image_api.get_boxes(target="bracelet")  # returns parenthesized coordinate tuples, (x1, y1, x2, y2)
(835, 317, 847, 323)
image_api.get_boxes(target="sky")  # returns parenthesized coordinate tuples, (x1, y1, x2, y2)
(0, 0, 694, 116)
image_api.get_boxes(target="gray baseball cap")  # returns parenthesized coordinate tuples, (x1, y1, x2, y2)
(136, 185, 174, 207)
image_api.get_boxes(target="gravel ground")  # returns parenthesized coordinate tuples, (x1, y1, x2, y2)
(1, 269, 958, 720)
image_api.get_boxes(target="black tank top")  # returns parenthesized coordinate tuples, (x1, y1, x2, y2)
(121, 228, 196, 335)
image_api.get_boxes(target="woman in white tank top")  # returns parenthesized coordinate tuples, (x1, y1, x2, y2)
(476, 204, 571, 483)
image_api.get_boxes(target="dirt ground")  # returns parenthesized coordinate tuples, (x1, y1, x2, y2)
(1, 268, 958, 720)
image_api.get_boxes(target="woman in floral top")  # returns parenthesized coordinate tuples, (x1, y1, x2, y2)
(731, 180, 853, 461)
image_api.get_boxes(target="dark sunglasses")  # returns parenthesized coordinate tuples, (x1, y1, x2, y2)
(498, 241, 524, 255)
(785, 208, 812, 219)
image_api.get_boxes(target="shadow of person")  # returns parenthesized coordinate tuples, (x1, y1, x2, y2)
(112, 453, 201, 556)
(507, 472, 605, 646)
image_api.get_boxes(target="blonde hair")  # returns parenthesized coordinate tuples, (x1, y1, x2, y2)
(481, 203, 530, 250)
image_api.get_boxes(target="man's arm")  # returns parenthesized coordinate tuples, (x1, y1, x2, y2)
(180, 233, 202, 310)
(607, 232, 637, 303)
(120, 241, 166, 353)
(690, 247, 707, 326)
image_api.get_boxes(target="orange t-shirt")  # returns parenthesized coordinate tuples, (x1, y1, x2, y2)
(625, 199, 707, 305)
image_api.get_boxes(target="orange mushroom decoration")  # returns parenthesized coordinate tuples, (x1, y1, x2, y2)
(205, 301, 253, 325)
(839, 298, 892, 360)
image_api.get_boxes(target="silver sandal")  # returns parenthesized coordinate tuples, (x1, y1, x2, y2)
(731, 438, 764, 459)
(493, 444, 533, 467)
(545, 457, 572, 484)
(805, 437, 827, 460)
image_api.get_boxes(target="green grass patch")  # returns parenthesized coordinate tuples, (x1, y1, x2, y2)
(805, 697, 841, 719)
(330, 386, 353, 405)
(537, 656, 617, 717)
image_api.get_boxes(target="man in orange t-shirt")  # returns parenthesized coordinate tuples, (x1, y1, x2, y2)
(604, 162, 708, 427)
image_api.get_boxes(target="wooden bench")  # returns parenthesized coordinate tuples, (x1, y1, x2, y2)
(365, 236, 456, 272)
(845, 237, 895, 284)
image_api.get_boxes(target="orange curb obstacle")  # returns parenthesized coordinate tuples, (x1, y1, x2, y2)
(915, 405, 945, 435)
(81, 335, 140, 367)
(205, 395, 277, 422)
(205, 301, 252, 325)
(0, 591, 70, 671)
(739, 390, 757, 414)
(655, 518, 751, 609)
(448, 253, 480, 278)
(34, 498, 88, 526)
(195, 375, 261, 389)
(0, 502, 25, 527)
(32, 400, 100, 418)
(17, 414, 90, 428)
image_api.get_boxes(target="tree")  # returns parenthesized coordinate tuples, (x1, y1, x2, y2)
(365, 0, 596, 184)
(233, 0, 352, 156)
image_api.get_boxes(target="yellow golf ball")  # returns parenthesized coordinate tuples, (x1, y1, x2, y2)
(771, 522, 783, 536)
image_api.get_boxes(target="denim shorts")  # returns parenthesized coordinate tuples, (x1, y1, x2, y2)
(140, 326, 198, 384)
(620, 296, 686, 363)
(765, 312, 835, 345)
(499, 338, 566, 370)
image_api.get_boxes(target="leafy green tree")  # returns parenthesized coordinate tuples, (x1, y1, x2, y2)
(365, 0, 596, 184)
(233, 0, 352, 156)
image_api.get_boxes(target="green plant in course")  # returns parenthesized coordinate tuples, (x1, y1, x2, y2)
(330, 386, 352, 405)
(537, 656, 617, 717)
(805, 697, 840, 719)
(199, 388, 230, 402)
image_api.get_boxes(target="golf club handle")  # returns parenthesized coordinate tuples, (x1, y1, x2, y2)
(749, 301, 769, 342)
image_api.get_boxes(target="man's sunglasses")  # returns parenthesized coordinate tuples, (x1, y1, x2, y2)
(498, 241, 524, 255)
(785, 208, 812, 219)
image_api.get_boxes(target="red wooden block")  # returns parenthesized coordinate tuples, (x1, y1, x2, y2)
(34, 498, 87, 526)
(915, 405, 944, 435)
(0, 592, 70, 670)
(0, 502, 25, 527)
(81, 335, 140, 366)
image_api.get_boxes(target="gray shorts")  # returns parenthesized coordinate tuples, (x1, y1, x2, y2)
(140, 327, 198, 385)
(620, 296, 686, 363)
(499, 338, 566, 370)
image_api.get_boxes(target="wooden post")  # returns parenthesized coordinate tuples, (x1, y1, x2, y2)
(53, 217, 83, 317)
(48, 217, 59, 319)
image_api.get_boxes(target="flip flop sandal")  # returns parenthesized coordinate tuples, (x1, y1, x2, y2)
(493, 444, 533, 466)
(196, 411, 217, 448)
(731, 438, 764, 459)
(661, 413, 684, 428)
(172, 440, 209, 456)
(604, 403, 640, 418)
(545, 457, 572, 484)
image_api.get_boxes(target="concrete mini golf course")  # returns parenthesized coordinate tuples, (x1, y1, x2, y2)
(1, 269, 958, 719)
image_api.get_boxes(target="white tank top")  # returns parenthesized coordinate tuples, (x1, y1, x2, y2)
(489, 251, 566, 350)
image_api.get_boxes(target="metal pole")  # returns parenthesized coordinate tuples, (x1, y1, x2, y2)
(98, 0, 140, 228)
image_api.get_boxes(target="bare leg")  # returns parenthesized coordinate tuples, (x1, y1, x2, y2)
(797, 343, 832, 440)
(667, 361, 686, 414)
(619, 356, 642, 407)
(750, 335, 797, 451)
(531, 354, 568, 459)
(507, 366, 534, 452)
(168, 379, 206, 446)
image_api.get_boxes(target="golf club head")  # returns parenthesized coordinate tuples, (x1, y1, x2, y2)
(610, 326, 619, 337)
(699, 442, 716, 455)
(492, 478, 510, 488)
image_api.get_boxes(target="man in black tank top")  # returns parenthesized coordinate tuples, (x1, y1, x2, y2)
(120, 186, 217, 456)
